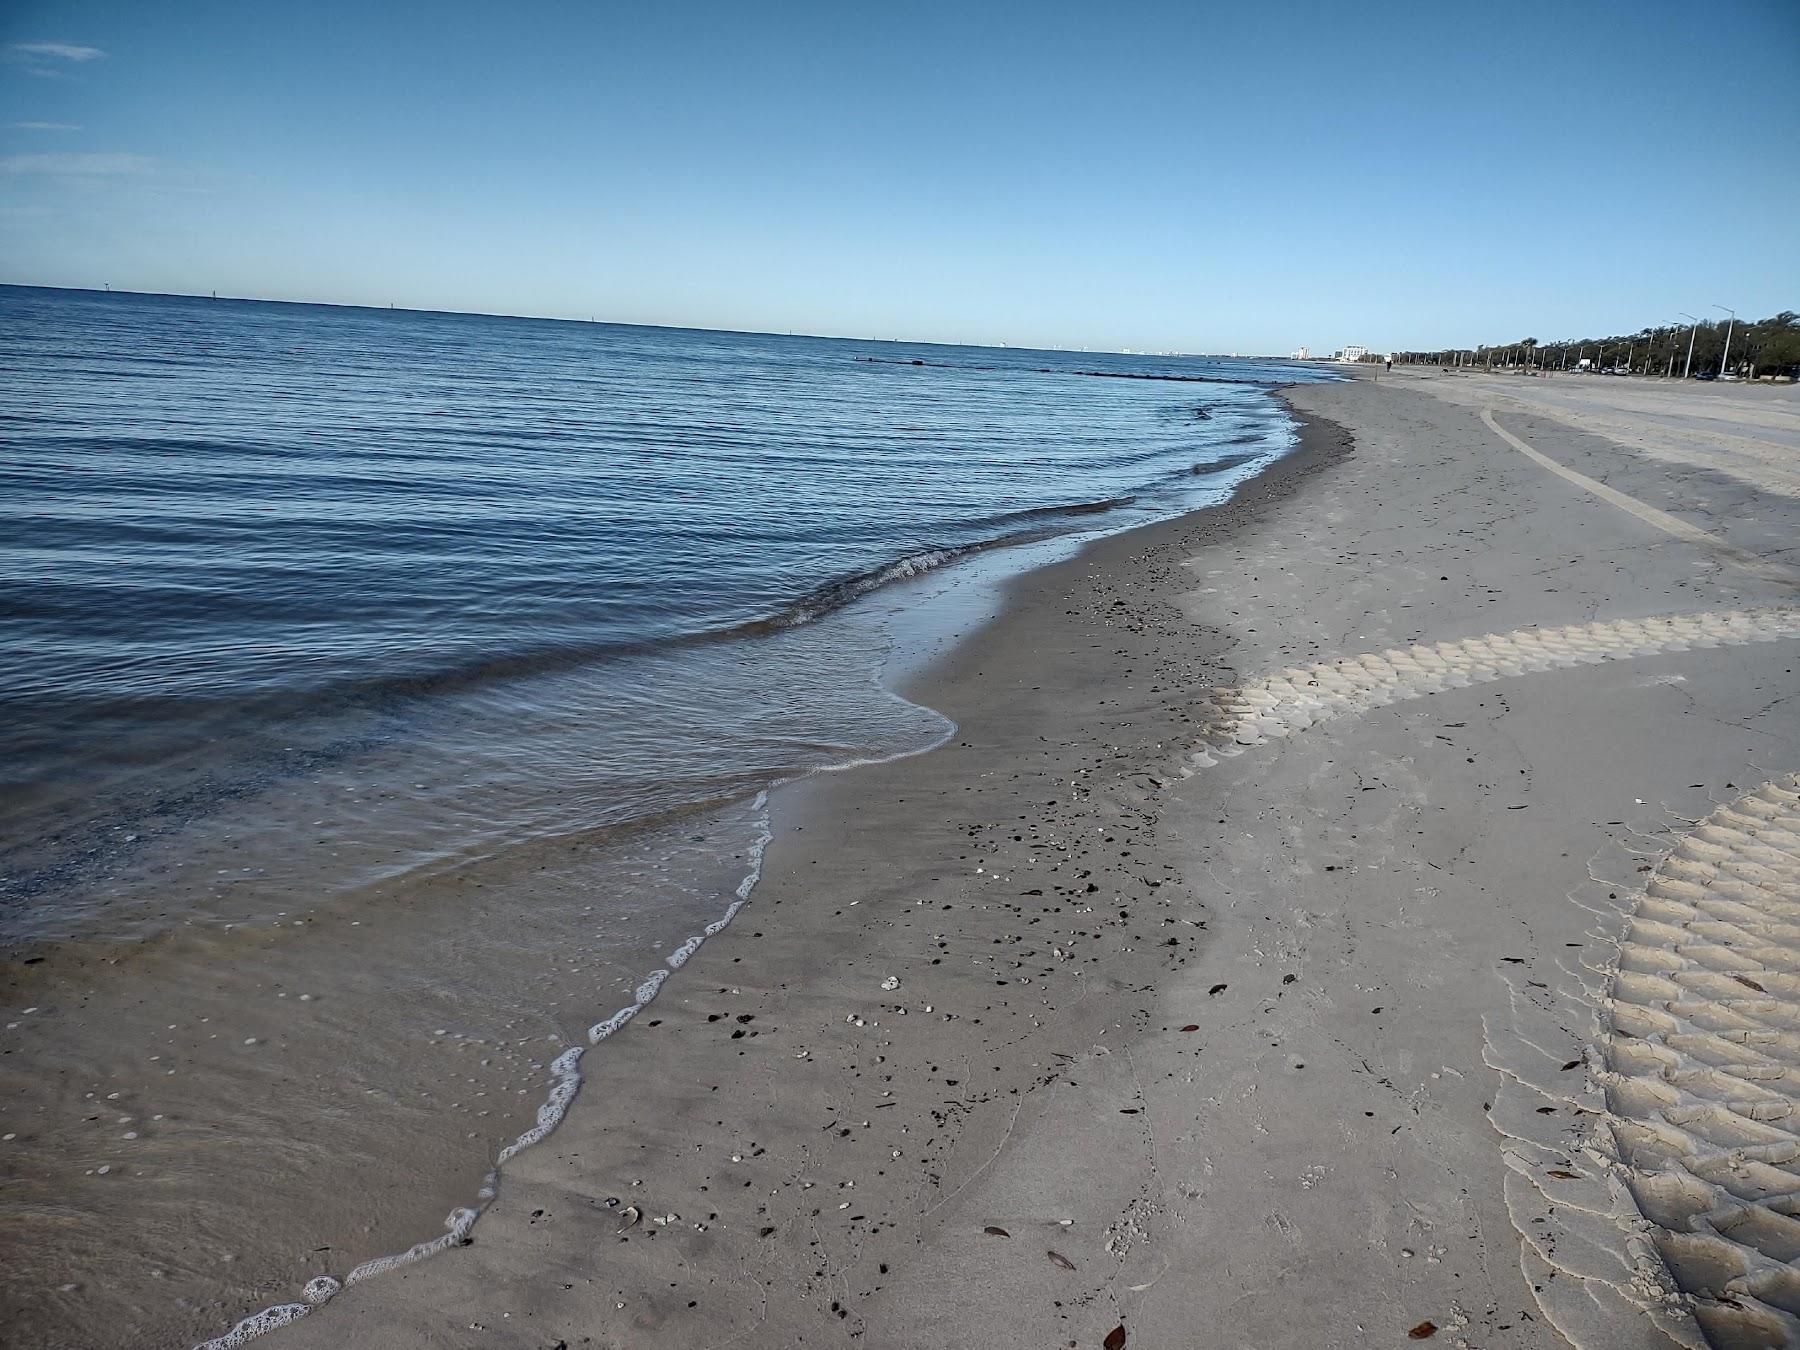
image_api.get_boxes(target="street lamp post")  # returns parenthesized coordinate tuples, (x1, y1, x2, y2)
(1679, 313, 1700, 379)
(1714, 305, 1736, 378)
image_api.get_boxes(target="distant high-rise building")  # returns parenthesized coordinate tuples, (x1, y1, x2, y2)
(1341, 345, 1368, 363)
(1291, 346, 1310, 360)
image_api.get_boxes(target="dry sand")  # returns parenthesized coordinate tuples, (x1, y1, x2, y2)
(252, 372, 1799, 1350)
(1389, 366, 1800, 502)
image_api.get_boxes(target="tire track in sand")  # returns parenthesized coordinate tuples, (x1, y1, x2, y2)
(1182, 607, 1800, 772)
(1479, 407, 1800, 590)
(1488, 779, 1800, 1350)
(1606, 778, 1800, 1346)
(1173, 609, 1800, 1348)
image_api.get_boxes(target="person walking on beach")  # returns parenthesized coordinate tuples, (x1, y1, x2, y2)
(1386, 358, 1392, 372)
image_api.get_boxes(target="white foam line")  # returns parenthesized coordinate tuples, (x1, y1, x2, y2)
(496, 1046, 585, 1165)
(191, 1276, 347, 1350)
(194, 697, 957, 1349)
(342, 1207, 479, 1285)
(195, 792, 781, 1350)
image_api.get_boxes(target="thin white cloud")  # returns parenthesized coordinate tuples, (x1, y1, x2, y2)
(7, 41, 106, 62)
(7, 121, 82, 132)
(5, 41, 106, 76)
(0, 152, 152, 175)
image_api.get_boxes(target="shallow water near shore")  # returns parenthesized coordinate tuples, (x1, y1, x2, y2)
(0, 285, 1335, 1346)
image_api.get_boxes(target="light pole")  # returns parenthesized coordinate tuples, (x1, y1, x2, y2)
(1679, 313, 1700, 379)
(1713, 305, 1736, 378)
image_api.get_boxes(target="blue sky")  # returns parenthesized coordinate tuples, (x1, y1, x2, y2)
(2, 0, 1796, 354)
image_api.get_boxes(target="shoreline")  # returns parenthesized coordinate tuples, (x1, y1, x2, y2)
(258, 399, 1356, 1349)
(0, 382, 1323, 1350)
(15, 362, 1798, 1349)
(268, 369, 1797, 1349)
(1, 395, 1294, 953)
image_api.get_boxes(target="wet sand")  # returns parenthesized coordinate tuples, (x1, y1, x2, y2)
(212, 374, 1800, 1345)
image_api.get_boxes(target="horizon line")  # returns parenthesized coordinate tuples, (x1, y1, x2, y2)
(0, 280, 1283, 360)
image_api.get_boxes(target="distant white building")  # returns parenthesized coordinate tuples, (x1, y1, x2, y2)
(1291, 346, 1310, 360)
(1340, 345, 1368, 363)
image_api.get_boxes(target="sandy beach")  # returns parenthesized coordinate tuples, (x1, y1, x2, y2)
(236, 371, 1799, 1349)
(9, 8, 1793, 1346)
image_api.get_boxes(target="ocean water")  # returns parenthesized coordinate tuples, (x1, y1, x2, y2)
(0, 285, 1334, 1345)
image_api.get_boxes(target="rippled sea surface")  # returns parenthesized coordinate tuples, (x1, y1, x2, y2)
(0, 285, 1334, 1346)
(0, 285, 1330, 938)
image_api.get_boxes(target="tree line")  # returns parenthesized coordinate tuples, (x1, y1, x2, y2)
(1385, 311, 1800, 379)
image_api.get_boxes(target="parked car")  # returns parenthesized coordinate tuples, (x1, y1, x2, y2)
(1695, 371, 1717, 381)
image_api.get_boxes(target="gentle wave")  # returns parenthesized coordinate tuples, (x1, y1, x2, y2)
(0, 484, 1220, 728)
(0, 287, 1342, 1350)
